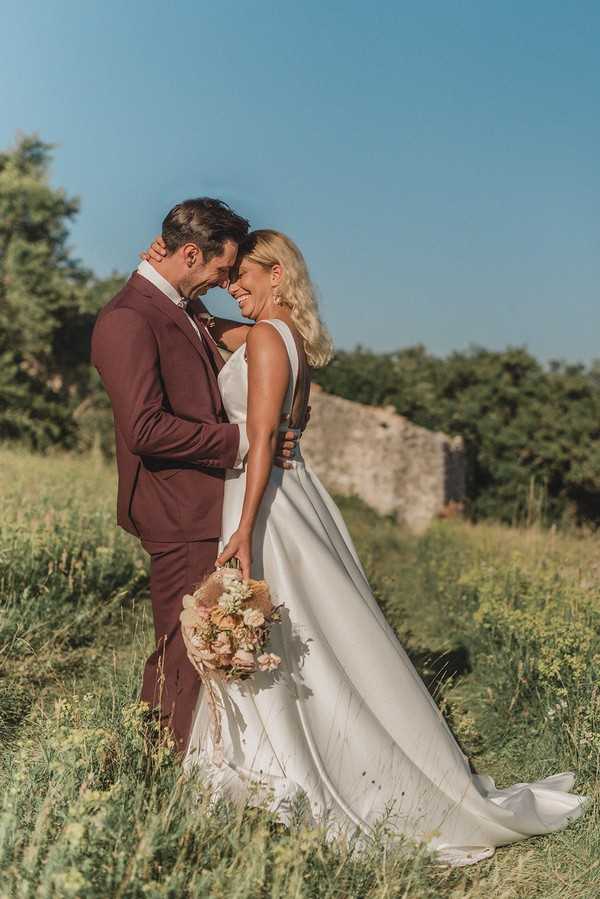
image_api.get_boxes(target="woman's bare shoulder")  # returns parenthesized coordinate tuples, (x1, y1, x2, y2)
(246, 320, 288, 352)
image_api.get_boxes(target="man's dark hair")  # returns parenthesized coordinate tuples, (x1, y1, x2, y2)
(162, 198, 250, 261)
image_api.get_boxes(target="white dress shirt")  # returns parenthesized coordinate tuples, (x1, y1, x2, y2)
(136, 260, 248, 467)
(137, 259, 202, 337)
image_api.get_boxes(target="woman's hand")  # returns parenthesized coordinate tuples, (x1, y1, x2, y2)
(139, 235, 168, 263)
(216, 529, 252, 580)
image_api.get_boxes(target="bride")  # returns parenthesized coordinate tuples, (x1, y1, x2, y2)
(153, 229, 587, 865)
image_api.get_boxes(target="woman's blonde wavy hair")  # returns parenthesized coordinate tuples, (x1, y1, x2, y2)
(236, 229, 333, 368)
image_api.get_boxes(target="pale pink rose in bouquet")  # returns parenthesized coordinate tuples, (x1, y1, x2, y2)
(180, 594, 208, 629)
(231, 649, 256, 672)
(243, 608, 265, 628)
(213, 631, 232, 654)
(257, 653, 281, 672)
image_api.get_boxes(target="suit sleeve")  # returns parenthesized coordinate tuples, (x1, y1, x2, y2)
(91, 307, 240, 468)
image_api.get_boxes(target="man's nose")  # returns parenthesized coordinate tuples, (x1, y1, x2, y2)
(219, 276, 230, 289)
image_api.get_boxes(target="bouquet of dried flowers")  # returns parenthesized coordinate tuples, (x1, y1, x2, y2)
(180, 559, 281, 762)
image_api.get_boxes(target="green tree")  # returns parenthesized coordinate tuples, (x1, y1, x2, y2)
(0, 134, 123, 449)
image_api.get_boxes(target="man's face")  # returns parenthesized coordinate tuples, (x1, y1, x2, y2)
(184, 239, 238, 299)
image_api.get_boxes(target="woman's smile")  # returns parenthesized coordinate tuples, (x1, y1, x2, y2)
(235, 291, 253, 315)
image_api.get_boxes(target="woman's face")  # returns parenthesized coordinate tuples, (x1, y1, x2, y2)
(228, 257, 273, 320)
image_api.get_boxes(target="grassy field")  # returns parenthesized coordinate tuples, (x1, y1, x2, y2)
(0, 446, 599, 898)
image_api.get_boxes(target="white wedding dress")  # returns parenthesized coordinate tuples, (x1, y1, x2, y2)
(183, 319, 588, 865)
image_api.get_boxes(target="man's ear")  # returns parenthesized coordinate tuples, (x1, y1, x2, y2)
(271, 263, 284, 287)
(182, 243, 204, 268)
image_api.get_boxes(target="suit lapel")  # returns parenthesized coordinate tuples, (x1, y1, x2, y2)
(131, 273, 209, 362)
(129, 273, 225, 413)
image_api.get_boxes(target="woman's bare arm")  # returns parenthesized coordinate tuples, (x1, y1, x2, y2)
(206, 316, 251, 352)
(216, 323, 289, 577)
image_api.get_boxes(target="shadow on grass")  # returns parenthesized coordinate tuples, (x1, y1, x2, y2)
(407, 644, 471, 696)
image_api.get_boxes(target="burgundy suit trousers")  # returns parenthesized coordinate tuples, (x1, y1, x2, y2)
(140, 538, 219, 755)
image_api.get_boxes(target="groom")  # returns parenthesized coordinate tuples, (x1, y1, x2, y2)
(91, 198, 296, 756)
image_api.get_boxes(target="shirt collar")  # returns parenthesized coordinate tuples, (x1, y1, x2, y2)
(137, 259, 186, 308)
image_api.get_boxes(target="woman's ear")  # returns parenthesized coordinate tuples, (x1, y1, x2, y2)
(271, 263, 283, 287)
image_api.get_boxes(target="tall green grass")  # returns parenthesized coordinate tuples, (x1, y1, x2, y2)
(0, 447, 147, 742)
(0, 449, 599, 897)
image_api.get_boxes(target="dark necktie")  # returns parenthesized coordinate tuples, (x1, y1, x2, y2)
(184, 301, 222, 375)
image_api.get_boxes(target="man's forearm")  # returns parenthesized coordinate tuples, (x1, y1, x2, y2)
(124, 403, 241, 468)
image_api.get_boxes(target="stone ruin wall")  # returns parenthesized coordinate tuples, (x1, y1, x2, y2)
(301, 385, 466, 534)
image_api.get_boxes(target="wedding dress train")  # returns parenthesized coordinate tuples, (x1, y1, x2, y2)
(183, 319, 587, 865)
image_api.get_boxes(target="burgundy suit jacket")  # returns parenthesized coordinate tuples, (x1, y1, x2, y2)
(91, 272, 240, 542)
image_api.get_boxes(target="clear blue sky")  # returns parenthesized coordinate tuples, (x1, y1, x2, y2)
(1, 1, 599, 361)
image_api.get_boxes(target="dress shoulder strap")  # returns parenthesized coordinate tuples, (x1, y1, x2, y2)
(258, 320, 299, 409)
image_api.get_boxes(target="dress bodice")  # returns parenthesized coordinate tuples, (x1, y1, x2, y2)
(217, 319, 300, 428)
